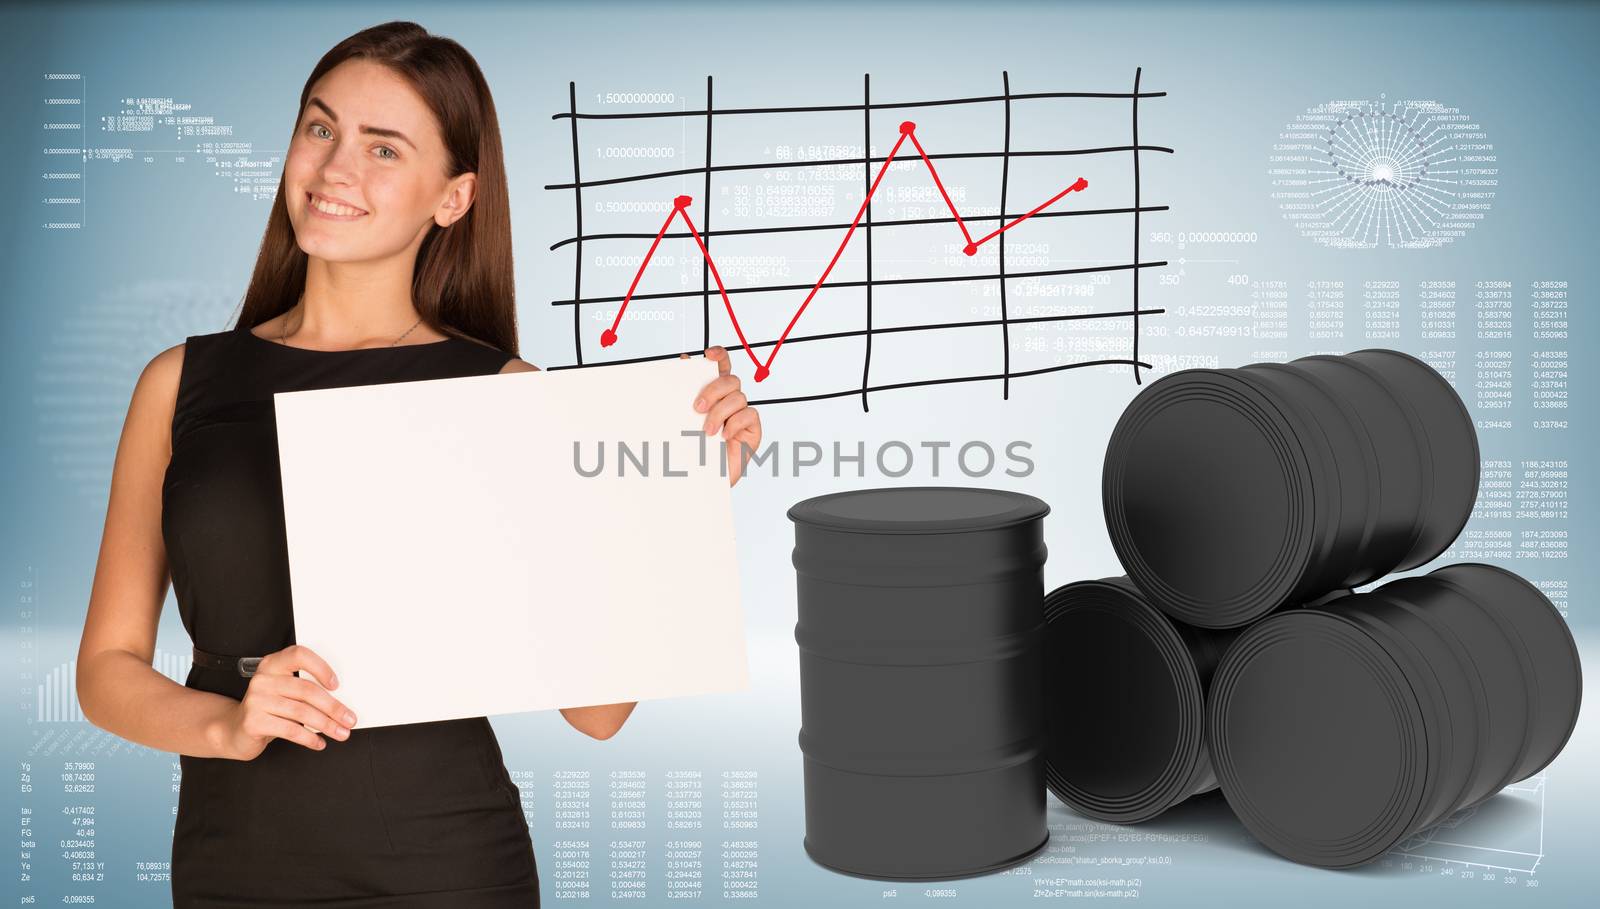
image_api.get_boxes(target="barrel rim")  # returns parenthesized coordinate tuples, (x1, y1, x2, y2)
(1104, 368, 1319, 628)
(1380, 571, 1535, 803)
(801, 830, 1049, 881)
(1208, 608, 1434, 867)
(1348, 347, 1481, 568)
(1435, 562, 1583, 780)
(1334, 593, 1481, 831)
(1299, 352, 1432, 571)
(788, 485, 1051, 535)
(1041, 579, 1208, 824)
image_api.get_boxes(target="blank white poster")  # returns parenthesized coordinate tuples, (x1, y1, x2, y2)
(272, 357, 748, 729)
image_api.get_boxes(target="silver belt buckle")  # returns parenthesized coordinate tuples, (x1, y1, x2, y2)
(237, 656, 263, 678)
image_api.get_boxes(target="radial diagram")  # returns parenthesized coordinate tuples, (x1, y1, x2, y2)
(1269, 98, 1496, 249)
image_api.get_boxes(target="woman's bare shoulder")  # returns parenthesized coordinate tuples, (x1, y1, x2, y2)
(100, 340, 185, 475)
(148, 340, 186, 371)
(135, 342, 187, 448)
(140, 342, 187, 410)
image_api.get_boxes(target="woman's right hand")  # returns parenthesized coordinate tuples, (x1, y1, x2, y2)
(215, 644, 358, 760)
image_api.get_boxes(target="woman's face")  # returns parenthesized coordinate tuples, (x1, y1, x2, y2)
(284, 58, 474, 264)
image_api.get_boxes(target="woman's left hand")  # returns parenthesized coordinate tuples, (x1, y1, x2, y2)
(688, 346, 761, 486)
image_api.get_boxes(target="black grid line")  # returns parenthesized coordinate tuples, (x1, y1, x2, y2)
(999, 70, 1013, 400)
(861, 73, 873, 412)
(547, 305, 1166, 369)
(700, 76, 713, 352)
(550, 89, 1166, 121)
(566, 81, 583, 366)
(1132, 66, 1144, 385)
(750, 358, 1151, 406)
(548, 74, 1170, 408)
(546, 205, 1170, 251)
(544, 145, 1174, 192)
(550, 262, 1167, 307)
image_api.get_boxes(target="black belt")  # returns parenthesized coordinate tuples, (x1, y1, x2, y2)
(192, 646, 264, 678)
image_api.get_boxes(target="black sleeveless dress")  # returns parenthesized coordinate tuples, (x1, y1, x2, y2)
(162, 322, 540, 908)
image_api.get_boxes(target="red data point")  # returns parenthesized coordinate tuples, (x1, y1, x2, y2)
(600, 329, 618, 347)
(753, 365, 770, 382)
(963, 243, 977, 256)
(1071, 177, 1088, 192)
(674, 194, 693, 209)
(899, 121, 916, 134)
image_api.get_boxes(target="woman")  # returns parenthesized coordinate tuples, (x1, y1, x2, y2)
(74, 21, 761, 908)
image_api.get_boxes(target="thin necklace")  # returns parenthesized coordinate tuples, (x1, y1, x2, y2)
(278, 296, 425, 348)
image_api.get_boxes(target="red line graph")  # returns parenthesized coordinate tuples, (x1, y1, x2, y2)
(599, 120, 1089, 382)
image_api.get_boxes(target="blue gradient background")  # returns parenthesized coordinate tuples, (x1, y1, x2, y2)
(2, 1, 1596, 906)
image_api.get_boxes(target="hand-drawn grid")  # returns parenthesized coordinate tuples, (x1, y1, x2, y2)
(545, 69, 1172, 409)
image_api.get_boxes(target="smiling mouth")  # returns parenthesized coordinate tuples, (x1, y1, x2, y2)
(306, 192, 368, 218)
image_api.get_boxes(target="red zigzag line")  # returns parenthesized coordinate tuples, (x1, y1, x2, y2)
(600, 120, 1089, 382)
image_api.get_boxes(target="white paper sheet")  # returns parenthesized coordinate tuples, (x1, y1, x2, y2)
(272, 357, 748, 729)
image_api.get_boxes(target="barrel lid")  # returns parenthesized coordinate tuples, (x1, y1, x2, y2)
(1042, 578, 1205, 824)
(1208, 609, 1433, 867)
(1103, 368, 1317, 628)
(788, 486, 1049, 534)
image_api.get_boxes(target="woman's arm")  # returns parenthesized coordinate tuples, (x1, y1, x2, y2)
(76, 344, 242, 758)
(558, 702, 637, 740)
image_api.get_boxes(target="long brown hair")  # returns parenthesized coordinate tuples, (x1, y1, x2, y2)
(235, 21, 517, 355)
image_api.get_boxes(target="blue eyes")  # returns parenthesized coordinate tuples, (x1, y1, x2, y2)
(308, 122, 397, 160)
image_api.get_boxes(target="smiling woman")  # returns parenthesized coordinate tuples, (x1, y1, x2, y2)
(132, 25, 550, 907)
(259, 28, 512, 351)
(74, 18, 758, 909)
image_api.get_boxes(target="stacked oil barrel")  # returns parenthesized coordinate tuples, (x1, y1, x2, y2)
(788, 349, 1581, 880)
(1048, 348, 1583, 868)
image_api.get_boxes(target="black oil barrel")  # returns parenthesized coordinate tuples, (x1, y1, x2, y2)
(1207, 563, 1582, 868)
(1103, 348, 1478, 629)
(1042, 577, 1241, 823)
(789, 486, 1051, 880)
